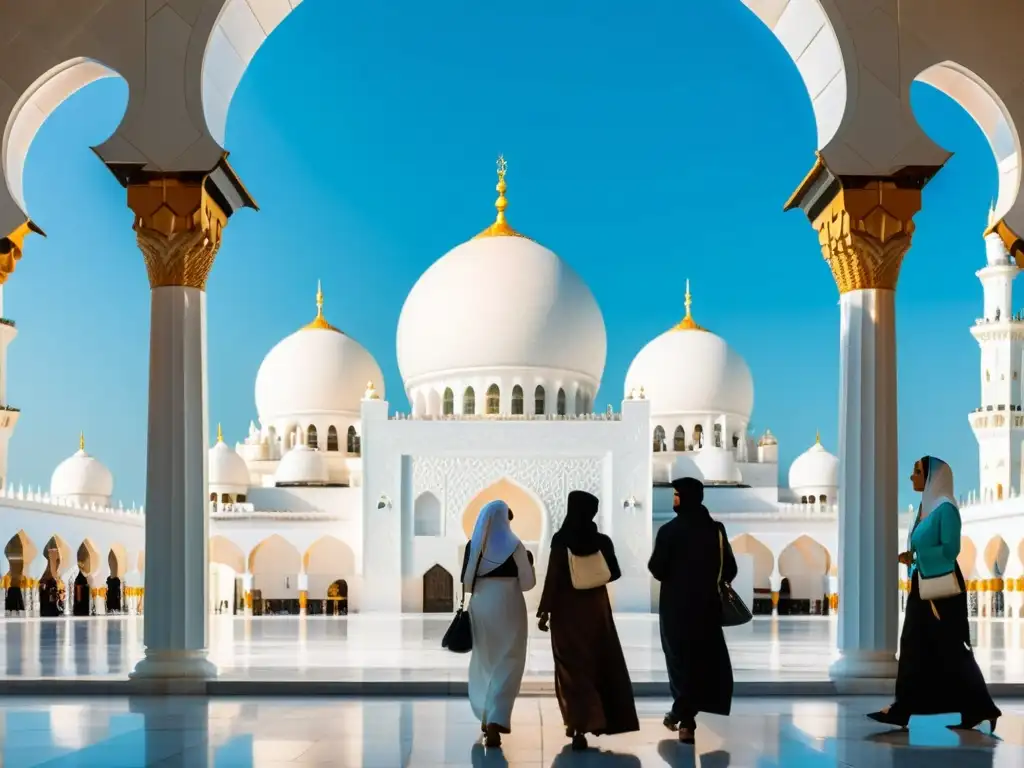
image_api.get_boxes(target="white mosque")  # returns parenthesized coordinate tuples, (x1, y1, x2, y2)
(1, 164, 1021, 620)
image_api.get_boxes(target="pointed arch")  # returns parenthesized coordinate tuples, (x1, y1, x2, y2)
(76, 538, 101, 576)
(463, 386, 476, 415)
(653, 425, 666, 452)
(511, 385, 524, 415)
(346, 425, 359, 454)
(983, 535, 1011, 577)
(42, 535, 73, 576)
(306, 424, 318, 449)
(107, 544, 129, 578)
(210, 536, 246, 574)
(462, 477, 545, 542)
(730, 534, 774, 590)
(248, 534, 301, 575)
(959, 536, 979, 578)
(422, 564, 454, 613)
(443, 387, 454, 416)
(414, 491, 443, 537)
(556, 388, 566, 416)
(327, 425, 339, 451)
(3, 531, 36, 585)
(534, 385, 546, 415)
(304, 536, 357, 608)
(778, 535, 831, 577)
(485, 384, 500, 415)
(673, 426, 686, 452)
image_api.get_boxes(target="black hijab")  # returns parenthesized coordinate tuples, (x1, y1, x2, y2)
(671, 477, 710, 519)
(553, 490, 603, 555)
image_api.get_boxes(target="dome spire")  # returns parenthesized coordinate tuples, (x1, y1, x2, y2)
(79, 432, 85, 452)
(475, 155, 528, 240)
(815, 429, 821, 445)
(674, 278, 706, 331)
(303, 280, 340, 332)
(217, 423, 224, 443)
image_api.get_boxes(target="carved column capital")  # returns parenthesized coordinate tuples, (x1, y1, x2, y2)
(128, 178, 228, 291)
(785, 158, 939, 294)
(0, 220, 44, 285)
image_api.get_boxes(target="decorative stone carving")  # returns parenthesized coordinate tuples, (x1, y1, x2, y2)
(128, 177, 228, 291)
(813, 181, 923, 293)
(412, 456, 603, 534)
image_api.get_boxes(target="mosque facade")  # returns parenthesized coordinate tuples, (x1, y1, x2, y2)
(2, 164, 1021, 620)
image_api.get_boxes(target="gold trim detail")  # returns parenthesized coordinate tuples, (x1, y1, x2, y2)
(985, 217, 1024, 266)
(673, 278, 706, 331)
(129, 177, 228, 290)
(79, 432, 85, 452)
(813, 180, 922, 294)
(303, 280, 340, 332)
(217, 423, 224, 443)
(474, 155, 529, 240)
(0, 220, 44, 285)
(815, 430, 821, 445)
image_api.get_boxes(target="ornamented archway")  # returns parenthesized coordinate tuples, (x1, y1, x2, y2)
(461, 478, 544, 542)
(326, 579, 348, 616)
(730, 534, 774, 590)
(778, 535, 831, 613)
(422, 564, 454, 614)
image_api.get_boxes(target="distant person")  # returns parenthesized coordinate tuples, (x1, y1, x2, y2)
(868, 456, 1001, 732)
(4, 576, 24, 613)
(461, 499, 536, 749)
(649, 477, 736, 744)
(537, 490, 639, 751)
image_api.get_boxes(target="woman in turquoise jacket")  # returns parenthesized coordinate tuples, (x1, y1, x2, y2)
(868, 456, 1000, 732)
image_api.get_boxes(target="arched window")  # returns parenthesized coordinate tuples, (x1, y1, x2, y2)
(693, 424, 704, 449)
(307, 424, 318, 449)
(486, 384, 500, 415)
(534, 385, 545, 415)
(557, 388, 566, 416)
(220, 493, 230, 503)
(443, 387, 454, 416)
(414, 492, 443, 537)
(347, 426, 358, 453)
(673, 426, 686, 451)
(818, 494, 827, 504)
(209, 492, 217, 502)
(463, 387, 476, 415)
(732, 433, 740, 448)
(582, 392, 591, 413)
(511, 385, 524, 415)
(713, 423, 722, 448)
(237, 494, 247, 503)
(327, 426, 339, 451)
(801, 495, 808, 504)
(653, 426, 666, 452)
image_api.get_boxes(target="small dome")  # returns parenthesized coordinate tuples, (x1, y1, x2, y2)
(758, 429, 778, 447)
(255, 284, 384, 423)
(693, 446, 743, 485)
(624, 282, 753, 419)
(788, 434, 839, 491)
(209, 425, 250, 490)
(274, 444, 329, 486)
(50, 434, 114, 502)
(396, 159, 606, 389)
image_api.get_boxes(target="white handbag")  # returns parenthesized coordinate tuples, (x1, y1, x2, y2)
(567, 550, 611, 590)
(918, 570, 962, 601)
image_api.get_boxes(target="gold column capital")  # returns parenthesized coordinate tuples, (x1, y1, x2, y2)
(985, 217, 1024, 265)
(114, 155, 256, 291)
(0, 220, 44, 285)
(128, 177, 228, 290)
(785, 157, 941, 294)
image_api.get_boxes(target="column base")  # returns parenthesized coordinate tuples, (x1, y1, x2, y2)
(130, 650, 217, 681)
(829, 650, 897, 683)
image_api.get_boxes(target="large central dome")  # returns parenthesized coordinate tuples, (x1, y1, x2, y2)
(396, 159, 607, 392)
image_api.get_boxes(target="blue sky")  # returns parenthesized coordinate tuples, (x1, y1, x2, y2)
(7, 0, 996, 509)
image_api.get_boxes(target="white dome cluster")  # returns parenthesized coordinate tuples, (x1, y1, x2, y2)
(50, 434, 113, 506)
(209, 425, 250, 501)
(396, 159, 607, 417)
(788, 434, 839, 502)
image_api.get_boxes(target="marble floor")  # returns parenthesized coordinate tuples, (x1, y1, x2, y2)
(0, 696, 1020, 767)
(1, 615, 1023, 686)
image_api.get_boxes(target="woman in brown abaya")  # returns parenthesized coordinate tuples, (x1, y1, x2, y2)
(537, 490, 639, 751)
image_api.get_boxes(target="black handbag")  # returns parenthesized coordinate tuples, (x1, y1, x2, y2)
(718, 529, 753, 627)
(443, 536, 486, 653)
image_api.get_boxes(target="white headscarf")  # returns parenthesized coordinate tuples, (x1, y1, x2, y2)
(465, 499, 521, 582)
(921, 456, 956, 520)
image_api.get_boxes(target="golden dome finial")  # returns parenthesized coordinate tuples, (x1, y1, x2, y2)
(79, 432, 85, 452)
(303, 280, 340, 332)
(475, 155, 528, 240)
(815, 429, 821, 445)
(217, 423, 224, 443)
(673, 278, 706, 331)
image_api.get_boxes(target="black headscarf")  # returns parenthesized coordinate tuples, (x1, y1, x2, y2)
(553, 490, 603, 555)
(671, 477, 710, 519)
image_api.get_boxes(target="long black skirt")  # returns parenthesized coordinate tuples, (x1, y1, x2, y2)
(894, 567, 997, 717)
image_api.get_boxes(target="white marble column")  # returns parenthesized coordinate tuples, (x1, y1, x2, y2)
(829, 288, 900, 681)
(130, 286, 215, 680)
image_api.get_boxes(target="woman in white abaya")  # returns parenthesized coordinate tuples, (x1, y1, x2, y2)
(461, 499, 536, 748)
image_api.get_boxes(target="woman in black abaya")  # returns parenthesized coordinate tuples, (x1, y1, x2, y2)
(649, 477, 736, 744)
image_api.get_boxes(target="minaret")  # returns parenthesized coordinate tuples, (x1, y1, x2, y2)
(970, 204, 1024, 500)
(0, 285, 18, 488)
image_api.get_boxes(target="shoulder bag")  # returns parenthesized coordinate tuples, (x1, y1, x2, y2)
(916, 507, 963, 601)
(718, 528, 752, 627)
(442, 533, 487, 653)
(567, 548, 612, 590)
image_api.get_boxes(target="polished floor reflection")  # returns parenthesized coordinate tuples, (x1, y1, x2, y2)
(0, 696, 1019, 767)
(1, 615, 1023, 684)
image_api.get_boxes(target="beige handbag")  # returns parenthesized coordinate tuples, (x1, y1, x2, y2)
(918, 570, 961, 601)
(567, 549, 611, 590)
